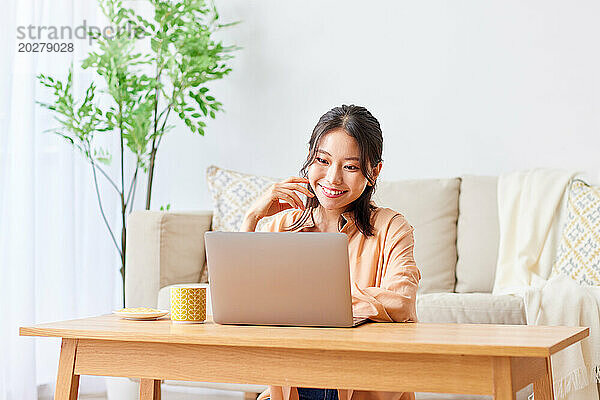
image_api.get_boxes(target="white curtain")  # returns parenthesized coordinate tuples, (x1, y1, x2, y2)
(0, 1, 123, 398)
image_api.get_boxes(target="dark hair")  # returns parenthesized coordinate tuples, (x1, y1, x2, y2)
(286, 104, 383, 236)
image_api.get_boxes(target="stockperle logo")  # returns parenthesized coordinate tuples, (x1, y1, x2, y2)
(16, 20, 144, 45)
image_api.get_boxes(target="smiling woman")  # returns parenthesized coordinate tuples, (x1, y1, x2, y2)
(241, 105, 421, 400)
(288, 105, 383, 235)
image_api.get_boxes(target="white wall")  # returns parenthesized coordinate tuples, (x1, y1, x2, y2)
(149, 0, 600, 211)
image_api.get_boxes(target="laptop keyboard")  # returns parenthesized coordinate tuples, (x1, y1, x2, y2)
(352, 316, 368, 326)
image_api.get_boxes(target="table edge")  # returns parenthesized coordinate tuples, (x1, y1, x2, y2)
(19, 325, 589, 358)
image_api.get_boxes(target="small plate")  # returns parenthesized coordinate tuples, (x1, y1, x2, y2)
(113, 309, 169, 320)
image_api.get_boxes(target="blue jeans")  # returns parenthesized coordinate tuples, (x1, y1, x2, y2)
(297, 388, 338, 400)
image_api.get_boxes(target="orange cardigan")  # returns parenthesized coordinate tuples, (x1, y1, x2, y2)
(256, 207, 421, 400)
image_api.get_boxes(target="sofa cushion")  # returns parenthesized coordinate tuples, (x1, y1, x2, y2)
(125, 211, 212, 308)
(373, 178, 460, 294)
(416, 385, 532, 400)
(163, 381, 268, 394)
(551, 179, 600, 286)
(416, 292, 526, 324)
(455, 176, 500, 293)
(206, 165, 278, 232)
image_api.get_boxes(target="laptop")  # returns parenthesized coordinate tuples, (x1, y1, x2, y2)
(204, 231, 368, 327)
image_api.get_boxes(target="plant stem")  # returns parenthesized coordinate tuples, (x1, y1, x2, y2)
(128, 165, 139, 214)
(125, 166, 138, 208)
(145, 144, 156, 210)
(118, 99, 127, 308)
(89, 152, 123, 260)
(94, 163, 121, 194)
(145, 104, 172, 210)
(156, 106, 171, 148)
(145, 61, 162, 211)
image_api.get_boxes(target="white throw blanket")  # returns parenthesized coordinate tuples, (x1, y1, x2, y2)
(525, 275, 600, 399)
(493, 169, 600, 400)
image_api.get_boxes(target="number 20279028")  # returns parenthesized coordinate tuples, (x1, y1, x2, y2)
(18, 42, 74, 52)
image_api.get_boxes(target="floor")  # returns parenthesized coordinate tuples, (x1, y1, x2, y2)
(37, 379, 533, 400)
(38, 382, 246, 400)
(61, 392, 242, 400)
(39, 388, 536, 400)
(67, 390, 532, 400)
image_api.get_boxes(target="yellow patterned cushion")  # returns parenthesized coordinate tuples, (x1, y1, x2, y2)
(206, 165, 278, 232)
(552, 180, 600, 285)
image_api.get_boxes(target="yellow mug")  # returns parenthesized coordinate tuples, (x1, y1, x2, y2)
(169, 285, 207, 323)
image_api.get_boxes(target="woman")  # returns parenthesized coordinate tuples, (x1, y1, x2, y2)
(242, 105, 421, 400)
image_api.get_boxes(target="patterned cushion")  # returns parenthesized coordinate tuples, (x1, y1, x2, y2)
(552, 180, 600, 286)
(206, 165, 278, 232)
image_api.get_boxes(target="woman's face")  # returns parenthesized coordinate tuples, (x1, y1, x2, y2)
(307, 128, 381, 214)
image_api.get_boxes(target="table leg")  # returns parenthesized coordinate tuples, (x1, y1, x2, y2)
(492, 357, 516, 400)
(533, 357, 554, 400)
(55, 338, 80, 400)
(140, 378, 161, 400)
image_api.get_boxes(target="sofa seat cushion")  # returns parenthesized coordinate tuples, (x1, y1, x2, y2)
(417, 292, 526, 324)
(416, 384, 532, 400)
(159, 288, 526, 326)
(163, 380, 268, 393)
(160, 288, 526, 325)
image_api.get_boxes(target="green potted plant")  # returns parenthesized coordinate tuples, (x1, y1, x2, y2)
(37, 0, 238, 307)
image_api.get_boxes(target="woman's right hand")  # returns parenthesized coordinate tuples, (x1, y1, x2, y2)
(243, 177, 315, 228)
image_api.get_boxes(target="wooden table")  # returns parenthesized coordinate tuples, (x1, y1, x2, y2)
(20, 315, 588, 400)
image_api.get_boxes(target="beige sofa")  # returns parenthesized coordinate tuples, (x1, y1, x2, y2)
(123, 175, 533, 400)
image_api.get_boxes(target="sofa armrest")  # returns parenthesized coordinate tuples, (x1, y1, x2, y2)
(125, 211, 213, 308)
